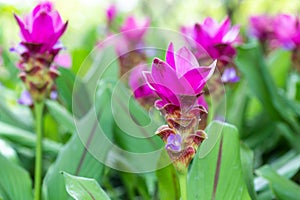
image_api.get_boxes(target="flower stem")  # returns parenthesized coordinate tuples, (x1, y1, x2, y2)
(178, 172, 188, 200)
(34, 101, 44, 200)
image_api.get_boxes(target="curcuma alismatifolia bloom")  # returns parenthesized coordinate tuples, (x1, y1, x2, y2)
(181, 17, 240, 83)
(249, 15, 274, 43)
(117, 16, 150, 76)
(272, 14, 300, 72)
(144, 43, 216, 173)
(11, 1, 68, 103)
(129, 64, 157, 108)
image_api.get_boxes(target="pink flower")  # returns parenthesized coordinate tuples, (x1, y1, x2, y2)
(273, 14, 300, 50)
(14, 1, 68, 53)
(249, 15, 274, 41)
(182, 17, 240, 64)
(144, 43, 216, 108)
(106, 4, 117, 24)
(129, 64, 156, 99)
(120, 16, 150, 43)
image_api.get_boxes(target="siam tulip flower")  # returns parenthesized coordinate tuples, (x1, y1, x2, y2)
(272, 14, 300, 72)
(182, 17, 240, 63)
(120, 16, 150, 44)
(181, 17, 240, 83)
(144, 42, 216, 109)
(12, 1, 68, 103)
(14, 1, 68, 54)
(272, 14, 300, 50)
(249, 15, 274, 42)
(144, 43, 215, 173)
(117, 16, 150, 76)
(106, 4, 117, 25)
(128, 65, 156, 103)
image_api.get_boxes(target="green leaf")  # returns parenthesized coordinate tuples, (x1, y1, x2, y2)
(62, 172, 110, 200)
(254, 152, 300, 192)
(240, 144, 257, 200)
(0, 86, 33, 131)
(188, 121, 251, 200)
(236, 42, 300, 151)
(56, 68, 76, 111)
(235, 42, 280, 120)
(266, 49, 291, 88)
(0, 121, 60, 155)
(46, 100, 76, 133)
(256, 165, 300, 200)
(156, 164, 180, 200)
(43, 134, 104, 200)
(43, 82, 113, 200)
(0, 153, 33, 200)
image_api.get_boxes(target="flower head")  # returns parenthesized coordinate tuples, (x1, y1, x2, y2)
(106, 4, 117, 24)
(144, 43, 216, 108)
(182, 17, 240, 65)
(14, 1, 68, 53)
(12, 1, 68, 103)
(129, 64, 156, 99)
(120, 16, 150, 43)
(249, 15, 274, 42)
(273, 14, 300, 50)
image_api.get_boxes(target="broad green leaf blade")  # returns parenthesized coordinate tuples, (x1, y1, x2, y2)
(240, 144, 257, 200)
(236, 42, 300, 151)
(43, 81, 112, 200)
(156, 164, 180, 200)
(0, 153, 33, 200)
(46, 100, 76, 133)
(188, 121, 251, 200)
(0, 86, 33, 131)
(256, 165, 300, 200)
(266, 49, 291, 88)
(62, 172, 110, 200)
(43, 134, 104, 200)
(56, 68, 76, 112)
(235, 42, 280, 120)
(0, 121, 60, 155)
(254, 152, 300, 192)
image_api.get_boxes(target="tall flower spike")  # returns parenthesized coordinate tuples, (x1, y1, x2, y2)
(12, 1, 68, 103)
(145, 43, 214, 173)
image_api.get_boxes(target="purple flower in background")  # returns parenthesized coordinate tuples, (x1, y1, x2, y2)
(54, 52, 72, 68)
(144, 43, 216, 108)
(106, 4, 117, 24)
(120, 16, 150, 43)
(166, 134, 182, 152)
(182, 17, 240, 64)
(50, 90, 58, 100)
(18, 90, 33, 106)
(249, 15, 274, 41)
(221, 67, 239, 83)
(14, 1, 68, 53)
(273, 14, 300, 50)
(129, 65, 156, 99)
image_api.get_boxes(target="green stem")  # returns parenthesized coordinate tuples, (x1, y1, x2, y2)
(34, 101, 44, 200)
(178, 172, 188, 200)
